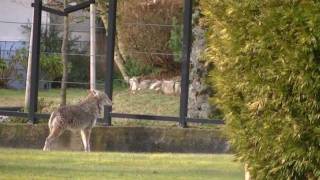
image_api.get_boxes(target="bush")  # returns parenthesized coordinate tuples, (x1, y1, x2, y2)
(124, 56, 154, 77)
(0, 58, 9, 87)
(169, 17, 183, 63)
(0, 58, 18, 88)
(117, 0, 182, 74)
(13, 48, 63, 81)
(68, 54, 89, 87)
(40, 54, 63, 80)
(201, 0, 320, 179)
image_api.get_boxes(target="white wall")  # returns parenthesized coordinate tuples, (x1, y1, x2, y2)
(0, 0, 50, 42)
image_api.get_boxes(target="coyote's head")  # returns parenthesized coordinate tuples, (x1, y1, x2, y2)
(89, 89, 113, 106)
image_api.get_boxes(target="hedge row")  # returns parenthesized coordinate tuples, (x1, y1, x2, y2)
(200, 0, 320, 179)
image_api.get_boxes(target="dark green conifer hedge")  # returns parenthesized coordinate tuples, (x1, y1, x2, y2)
(200, 0, 320, 179)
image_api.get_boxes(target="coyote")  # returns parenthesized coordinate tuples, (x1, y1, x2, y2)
(43, 89, 112, 152)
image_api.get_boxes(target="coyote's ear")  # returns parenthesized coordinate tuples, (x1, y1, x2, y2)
(91, 89, 98, 96)
(88, 90, 96, 96)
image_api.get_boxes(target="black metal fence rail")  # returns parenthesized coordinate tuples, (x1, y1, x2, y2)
(0, 20, 180, 29)
(0, 49, 180, 58)
(0, 110, 224, 125)
(0, 0, 225, 127)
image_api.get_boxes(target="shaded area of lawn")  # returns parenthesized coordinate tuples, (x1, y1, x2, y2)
(0, 148, 243, 180)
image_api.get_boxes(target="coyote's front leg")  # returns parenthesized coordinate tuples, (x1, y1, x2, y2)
(81, 128, 92, 152)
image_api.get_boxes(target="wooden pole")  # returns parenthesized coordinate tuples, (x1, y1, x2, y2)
(60, 0, 69, 106)
(90, 3, 96, 90)
(28, 0, 42, 123)
(24, 11, 34, 112)
(104, 0, 117, 126)
(179, 0, 193, 128)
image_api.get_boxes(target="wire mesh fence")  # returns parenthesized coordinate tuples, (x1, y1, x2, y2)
(0, 0, 223, 126)
(0, 16, 182, 118)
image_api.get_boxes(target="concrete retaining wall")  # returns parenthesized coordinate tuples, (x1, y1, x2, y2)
(0, 124, 229, 153)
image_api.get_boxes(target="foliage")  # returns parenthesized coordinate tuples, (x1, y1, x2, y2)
(123, 56, 154, 77)
(117, 0, 183, 75)
(40, 54, 63, 80)
(169, 17, 182, 63)
(37, 97, 55, 113)
(0, 58, 8, 87)
(13, 48, 63, 81)
(68, 55, 89, 87)
(19, 24, 92, 83)
(17, 25, 64, 81)
(201, 0, 320, 179)
(0, 58, 18, 88)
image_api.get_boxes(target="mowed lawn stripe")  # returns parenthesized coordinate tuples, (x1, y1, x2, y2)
(0, 148, 243, 180)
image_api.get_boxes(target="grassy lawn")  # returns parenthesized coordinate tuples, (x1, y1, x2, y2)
(0, 88, 179, 117)
(0, 148, 243, 180)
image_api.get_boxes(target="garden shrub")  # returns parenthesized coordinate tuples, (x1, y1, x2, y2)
(117, 0, 182, 74)
(0, 58, 9, 87)
(123, 56, 154, 77)
(200, 0, 320, 179)
(169, 17, 183, 63)
(0, 58, 18, 88)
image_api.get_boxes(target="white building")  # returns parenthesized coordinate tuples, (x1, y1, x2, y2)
(0, 0, 50, 50)
(0, 0, 92, 89)
(0, 0, 91, 56)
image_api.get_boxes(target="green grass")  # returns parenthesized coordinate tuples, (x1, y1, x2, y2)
(0, 148, 243, 180)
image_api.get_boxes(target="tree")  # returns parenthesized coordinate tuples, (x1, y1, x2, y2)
(96, 0, 129, 82)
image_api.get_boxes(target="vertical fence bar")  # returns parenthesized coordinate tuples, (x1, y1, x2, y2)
(179, 0, 193, 128)
(104, 0, 117, 126)
(28, 0, 42, 124)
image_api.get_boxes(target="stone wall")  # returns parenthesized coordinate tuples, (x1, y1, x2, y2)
(188, 26, 215, 119)
(0, 124, 229, 153)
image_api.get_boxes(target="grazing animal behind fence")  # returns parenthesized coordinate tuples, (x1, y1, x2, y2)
(43, 89, 112, 152)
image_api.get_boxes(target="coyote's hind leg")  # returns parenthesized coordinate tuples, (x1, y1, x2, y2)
(43, 127, 63, 151)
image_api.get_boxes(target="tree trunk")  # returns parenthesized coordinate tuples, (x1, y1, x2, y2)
(24, 13, 34, 112)
(114, 35, 129, 82)
(97, 2, 129, 83)
(60, 0, 69, 106)
(245, 163, 251, 180)
(90, 3, 96, 90)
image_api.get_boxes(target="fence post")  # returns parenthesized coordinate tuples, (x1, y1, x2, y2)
(179, 0, 193, 128)
(28, 0, 42, 124)
(104, 0, 117, 126)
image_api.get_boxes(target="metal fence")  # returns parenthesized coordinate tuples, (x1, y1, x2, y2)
(0, 0, 224, 127)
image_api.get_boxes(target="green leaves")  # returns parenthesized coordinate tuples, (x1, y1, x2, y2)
(40, 54, 63, 80)
(201, 0, 320, 179)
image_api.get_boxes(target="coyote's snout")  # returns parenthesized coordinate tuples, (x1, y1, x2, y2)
(43, 89, 112, 152)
